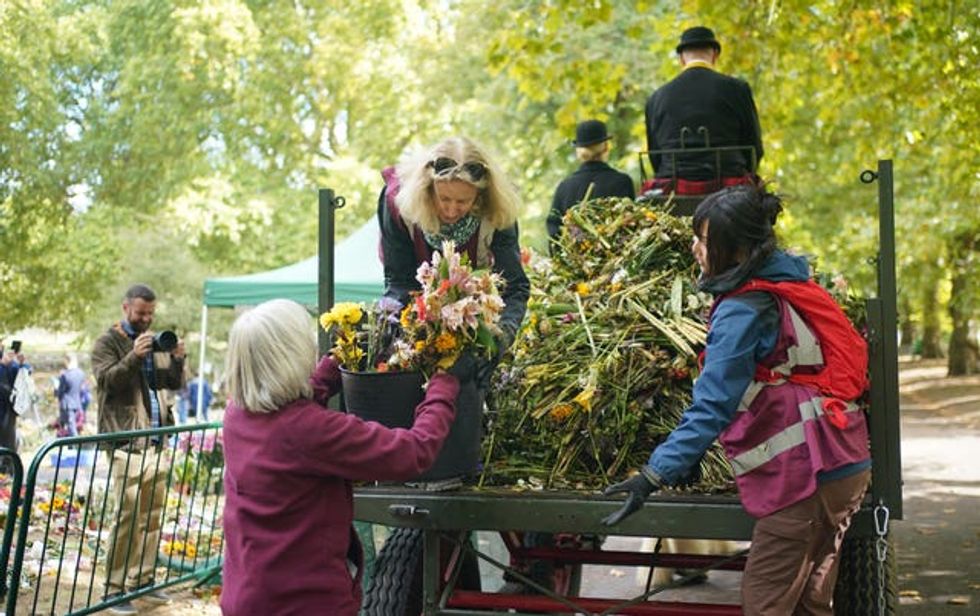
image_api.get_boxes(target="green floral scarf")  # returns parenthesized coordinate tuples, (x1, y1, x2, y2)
(422, 214, 480, 250)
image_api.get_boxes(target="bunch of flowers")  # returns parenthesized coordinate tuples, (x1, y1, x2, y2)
(320, 240, 506, 376)
(389, 240, 505, 374)
(320, 297, 406, 372)
(319, 302, 367, 369)
(175, 430, 224, 471)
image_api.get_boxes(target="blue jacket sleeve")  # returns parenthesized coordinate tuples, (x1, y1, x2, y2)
(647, 295, 777, 485)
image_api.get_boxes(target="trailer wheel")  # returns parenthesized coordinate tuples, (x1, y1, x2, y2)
(362, 528, 481, 616)
(832, 533, 896, 615)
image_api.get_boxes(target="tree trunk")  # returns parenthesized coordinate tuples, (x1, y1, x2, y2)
(920, 277, 944, 359)
(947, 232, 979, 375)
(899, 296, 916, 354)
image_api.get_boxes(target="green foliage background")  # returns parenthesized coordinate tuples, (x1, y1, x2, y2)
(1, 0, 977, 370)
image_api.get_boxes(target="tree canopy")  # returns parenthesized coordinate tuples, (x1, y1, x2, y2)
(1, 0, 977, 371)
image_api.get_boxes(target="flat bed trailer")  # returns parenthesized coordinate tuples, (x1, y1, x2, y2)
(320, 160, 902, 615)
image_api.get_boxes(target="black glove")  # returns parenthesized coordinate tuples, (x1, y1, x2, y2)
(601, 471, 660, 527)
(447, 350, 477, 383)
(476, 330, 514, 389)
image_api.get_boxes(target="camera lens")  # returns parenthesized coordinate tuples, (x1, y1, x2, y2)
(152, 330, 178, 352)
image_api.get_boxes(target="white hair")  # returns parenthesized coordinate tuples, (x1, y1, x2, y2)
(225, 299, 316, 413)
(395, 136, 521, 234)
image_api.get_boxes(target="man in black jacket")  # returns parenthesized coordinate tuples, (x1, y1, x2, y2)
(548, 119, 635, 250)
(644, 26, 763, 193)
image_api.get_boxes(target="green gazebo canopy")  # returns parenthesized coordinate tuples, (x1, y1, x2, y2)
(202, 220, 384, 308)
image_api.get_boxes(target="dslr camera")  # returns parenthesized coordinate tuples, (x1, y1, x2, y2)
(152, 330, 178, 352)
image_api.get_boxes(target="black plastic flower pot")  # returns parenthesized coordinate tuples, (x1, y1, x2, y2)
(340, 369, 482, 482)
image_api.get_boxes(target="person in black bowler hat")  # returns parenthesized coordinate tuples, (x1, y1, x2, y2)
(547, 119, 635, 251)
(643, 26, 764, 195)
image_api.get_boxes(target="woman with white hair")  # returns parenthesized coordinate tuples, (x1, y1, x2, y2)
(220, 299, 469, 616)
(377, 136, 530, 384)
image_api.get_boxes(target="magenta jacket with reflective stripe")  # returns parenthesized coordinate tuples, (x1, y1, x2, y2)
(718, 293, 870, 517)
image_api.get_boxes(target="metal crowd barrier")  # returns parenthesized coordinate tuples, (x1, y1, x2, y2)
(1, 424, 223, 615)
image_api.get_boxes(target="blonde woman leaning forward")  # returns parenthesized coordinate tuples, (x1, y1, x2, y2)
(377, 136, 530, 387)
(220, 299, 473, 616)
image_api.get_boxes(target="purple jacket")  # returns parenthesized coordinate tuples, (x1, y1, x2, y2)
(220, 357, 459, 616)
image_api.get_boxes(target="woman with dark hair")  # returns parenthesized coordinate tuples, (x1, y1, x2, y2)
(602, 185, 872, 615)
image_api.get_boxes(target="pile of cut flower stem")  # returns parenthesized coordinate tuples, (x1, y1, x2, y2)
(481, 197, 735, 492)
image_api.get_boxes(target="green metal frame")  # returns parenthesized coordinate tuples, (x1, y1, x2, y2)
(4, 423, 224, 616)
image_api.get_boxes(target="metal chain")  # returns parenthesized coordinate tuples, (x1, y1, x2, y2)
(874, 502, 890, 616)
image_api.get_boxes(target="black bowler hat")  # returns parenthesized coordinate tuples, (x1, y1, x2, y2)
(676, 26, 721, 54)
(572, 119, 611, 147)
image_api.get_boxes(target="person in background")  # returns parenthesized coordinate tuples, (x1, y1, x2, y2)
(188, 374, 213, 422)
(56, 355, 87, 437)
(220, 299, 469, 615)
(174, 383, 189, 425)
(378, 136, 529, 391)
(644, 26, 763, 195)
(91, 283, 186, 614)
(547, 119, 635, 251)
(0, 346, 22, 457)
(602, 186, 871, 615)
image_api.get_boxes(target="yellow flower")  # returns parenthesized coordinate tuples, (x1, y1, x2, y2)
(400, 306, 412, 327)
(336, 302, 363, 325)
(414, 340, 427, 352)
(575, 282, 590, 296)
(320, 302, 363, 330)
(572, 387, 595, 412)
(434, 332, 457, 353)
(643, 210, 658, 221)
(436, 353, 457, 370)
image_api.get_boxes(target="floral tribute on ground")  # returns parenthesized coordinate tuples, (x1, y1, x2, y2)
(320, 239, 506, 377)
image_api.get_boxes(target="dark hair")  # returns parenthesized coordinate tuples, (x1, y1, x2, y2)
(124, 283, 156, 303)
(692, 185, 783, 285)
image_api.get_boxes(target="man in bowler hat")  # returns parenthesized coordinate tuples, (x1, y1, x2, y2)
(644, 26, 764, 194)
(547, 119, 635, 251)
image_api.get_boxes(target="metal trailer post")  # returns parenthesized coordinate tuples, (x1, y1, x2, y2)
(863, 160, 903, 519)
(318, 187, 345, 355)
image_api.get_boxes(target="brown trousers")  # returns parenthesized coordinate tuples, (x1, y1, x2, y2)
(742, 469, 871, 616)
(105, 449, 168, 593)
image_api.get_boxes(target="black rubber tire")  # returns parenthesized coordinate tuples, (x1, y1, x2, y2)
(362, 528, 424, 616)
(362, 528, 482, 616)
(833, 533, 897, 615)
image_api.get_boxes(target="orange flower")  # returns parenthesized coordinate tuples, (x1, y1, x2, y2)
(549, 404, 574, 421)
(434, 332, 457, 353)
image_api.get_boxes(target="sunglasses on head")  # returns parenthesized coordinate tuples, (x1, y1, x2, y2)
(427, 157, 488, 182)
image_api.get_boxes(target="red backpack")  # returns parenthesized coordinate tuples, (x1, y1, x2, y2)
(725, 278, 869, 402)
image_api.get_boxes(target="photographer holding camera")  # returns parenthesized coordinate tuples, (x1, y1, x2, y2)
(91, 283, 185, 613)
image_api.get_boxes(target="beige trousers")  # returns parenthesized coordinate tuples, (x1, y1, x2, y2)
(105, 448, 168, 593)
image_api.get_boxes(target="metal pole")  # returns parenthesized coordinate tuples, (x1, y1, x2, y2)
(875, 159, 903, 518)
(318, 188, 346, 356)
(195, 304, 208, 421)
